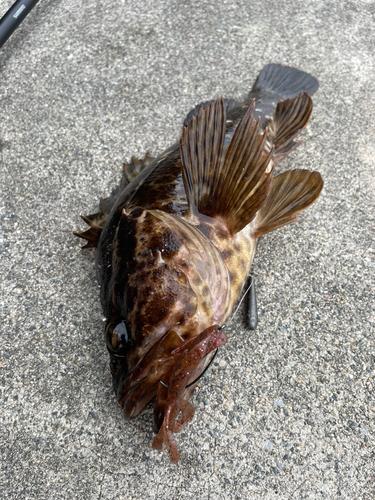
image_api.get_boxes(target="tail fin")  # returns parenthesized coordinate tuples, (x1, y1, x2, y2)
(252, 169, 323, 238)
(252, 64, 319, 99)
(180, 97, 274, 235)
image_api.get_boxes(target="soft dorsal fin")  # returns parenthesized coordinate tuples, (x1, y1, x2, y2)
(183, 98, 240, 127)
(74, 152, 154, 248)
(180, 97, 274, 234)
(99, 152, 155, 214)
(252, 169, 323, 238)
(269, 92, 313, 162)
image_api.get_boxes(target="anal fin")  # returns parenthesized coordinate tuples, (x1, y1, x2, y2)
(252, 169, 323, 238)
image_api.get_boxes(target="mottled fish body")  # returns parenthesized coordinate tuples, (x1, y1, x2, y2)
(75, 64, 323, 463)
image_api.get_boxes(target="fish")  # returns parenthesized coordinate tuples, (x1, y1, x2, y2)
(75, 64, 323, 463)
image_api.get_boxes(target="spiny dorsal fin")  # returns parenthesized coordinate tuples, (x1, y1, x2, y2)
(80, 212, 107, 229)
(180, 97, 274, 235)
(123, 152, 155, 184)
(75, 152, 155, 248)
(269, 92, 313, 162)
(74, 212, 105, 248)
(252, 169, 323, 238)
(99, 152, 155, 214)
(74, 228, 101, 248)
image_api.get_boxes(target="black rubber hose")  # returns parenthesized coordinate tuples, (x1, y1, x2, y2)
(0, 0, 40, 49)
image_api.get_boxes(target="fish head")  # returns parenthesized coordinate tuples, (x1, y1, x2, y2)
(102, 208, 232, 429)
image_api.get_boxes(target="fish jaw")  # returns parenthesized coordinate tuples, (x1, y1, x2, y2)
(148, 210, 234, 324)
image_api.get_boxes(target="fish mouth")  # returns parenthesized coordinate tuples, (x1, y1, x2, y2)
(116, 328, 189, 419)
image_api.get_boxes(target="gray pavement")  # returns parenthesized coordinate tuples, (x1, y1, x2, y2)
(1, 1, 374, 498)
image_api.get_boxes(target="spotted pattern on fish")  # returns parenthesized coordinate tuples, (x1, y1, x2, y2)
(75, 64, 323, 463)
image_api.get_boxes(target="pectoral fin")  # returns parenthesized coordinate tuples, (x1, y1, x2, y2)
(180, 97, 274, 235)
(252, 169, 323, 238)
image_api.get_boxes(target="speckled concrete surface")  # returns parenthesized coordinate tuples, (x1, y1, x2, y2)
(1, 1, 374, 499)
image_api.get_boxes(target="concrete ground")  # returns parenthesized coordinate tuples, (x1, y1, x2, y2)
(1, 1, 374, 498)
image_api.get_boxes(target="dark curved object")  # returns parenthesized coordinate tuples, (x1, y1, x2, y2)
(247, 276, 258, 330)
(0, 0, 39, 49)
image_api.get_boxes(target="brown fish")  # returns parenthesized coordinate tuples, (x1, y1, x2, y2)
(75, 64, 323, 463)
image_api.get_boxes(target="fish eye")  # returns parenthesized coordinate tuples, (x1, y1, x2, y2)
(105, 317, 131, 356)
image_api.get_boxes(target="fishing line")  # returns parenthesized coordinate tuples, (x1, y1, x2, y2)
(158, 277, 254, 390)
(228, 275, 253, 324)
(158, 348, 219, 390)
(185, 348, 218, 388)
